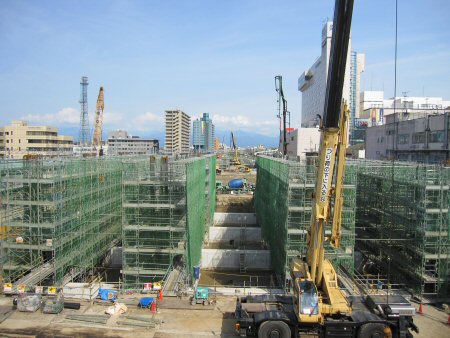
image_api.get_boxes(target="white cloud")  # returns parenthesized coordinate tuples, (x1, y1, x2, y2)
(212, 113, 278, 136)
(103, 111, 124, 125)
(132, 112, 164, 131)
(22, 107, 80, 125)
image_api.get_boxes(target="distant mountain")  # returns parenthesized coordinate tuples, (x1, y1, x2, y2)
(215, 129, 278, 148)
(58, 126, 278, 148)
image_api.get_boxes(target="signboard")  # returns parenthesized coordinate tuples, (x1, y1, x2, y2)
(3, 283, 12, 293)
(143, 283, 152, 290)
(35, 286, 43, 294)
(153, 282, 162, 290)
(17, 284, 26, 293)
(320, 148, 333, 202)
(48, 286, 57, 295)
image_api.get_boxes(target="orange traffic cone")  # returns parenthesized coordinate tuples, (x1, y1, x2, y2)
(159, 289, 163, 301)
(151, 301, 156, 313)
(418, 303, 423, 315)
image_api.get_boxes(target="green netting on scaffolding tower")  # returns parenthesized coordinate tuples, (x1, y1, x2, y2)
(0, 158, 123, 286)
(356, 160, 450, 298)
(186, 159, 206, 279)
(255, 156, 356, 289)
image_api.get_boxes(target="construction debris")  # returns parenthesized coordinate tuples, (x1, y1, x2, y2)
(16, 293, 42, 312)
(105, 302, 127, 316)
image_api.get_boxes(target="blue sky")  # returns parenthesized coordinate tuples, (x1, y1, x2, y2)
(1, 0, 449, 138)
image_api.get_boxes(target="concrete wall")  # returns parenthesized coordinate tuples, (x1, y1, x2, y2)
(208, 227, 261, 242)
(214, 212, 256, 225)
(201, 249, 271, 270)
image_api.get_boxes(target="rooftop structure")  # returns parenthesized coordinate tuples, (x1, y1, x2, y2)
(0, 120, 73, 159)
(165, 110, 191, 155)
(360, 91, 450, 126)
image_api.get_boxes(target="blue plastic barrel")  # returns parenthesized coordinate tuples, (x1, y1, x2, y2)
(228, 179, 244, 189)
(193, 266, 200, 280)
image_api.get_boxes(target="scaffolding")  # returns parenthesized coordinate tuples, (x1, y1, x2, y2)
(255, 156, 356, 289)
(356, 160, 450, 299)
(121, 155, 215, 289)
(0, 158, 122, 287)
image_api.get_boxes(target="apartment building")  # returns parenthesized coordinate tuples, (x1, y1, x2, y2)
(165, 110, 191, 154)
(0, 120, 73, 159)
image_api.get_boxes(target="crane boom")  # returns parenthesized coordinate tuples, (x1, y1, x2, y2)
(307, 0, 353, 287)
(92, 86, 105, 154)
(275, 75, 288, 156)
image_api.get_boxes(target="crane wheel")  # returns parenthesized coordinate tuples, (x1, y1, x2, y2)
(358, 323, 386, 338)
(257, 321, 290, 338)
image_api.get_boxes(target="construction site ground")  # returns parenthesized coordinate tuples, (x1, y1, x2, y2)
(0, 295, 448, 338)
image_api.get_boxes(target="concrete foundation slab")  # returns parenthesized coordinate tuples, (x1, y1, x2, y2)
(214, 212, 256, 225)
(201, 249, 271, 270)
(208, 227, 261, 242)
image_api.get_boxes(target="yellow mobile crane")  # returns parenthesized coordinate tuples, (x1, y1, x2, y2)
(92, 86, 105, 156)
(234, 1, 417, 337)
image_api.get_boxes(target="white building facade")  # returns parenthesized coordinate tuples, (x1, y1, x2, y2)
(299, 21, 364, 132)
(107, 130, 159, 156)
(283, 128, 321, 160)
(360, 91, 450, 126)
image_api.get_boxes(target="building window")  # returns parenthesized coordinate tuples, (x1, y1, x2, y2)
(428, 131, 445, 143)
(412, 132, 425, 144)
(397, 134, 409, 144)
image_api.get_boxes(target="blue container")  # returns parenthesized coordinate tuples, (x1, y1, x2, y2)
(98, 288, 117, 301)
(139, 297, 155, 308)
(193, 266, 200, 280)
(228, 179, 244, 189)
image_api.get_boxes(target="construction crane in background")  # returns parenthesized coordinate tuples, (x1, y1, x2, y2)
(230, 131, 241, 165)
(275, 75, 289, 156)
(92, 86, 105, 156)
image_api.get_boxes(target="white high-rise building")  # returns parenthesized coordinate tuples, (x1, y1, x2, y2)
(165, 110, 191, 154)
(298, 21, 365, 129)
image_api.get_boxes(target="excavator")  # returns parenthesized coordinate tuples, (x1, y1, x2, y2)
(92, 86, 105, 156)
(234, 0, 418, 337)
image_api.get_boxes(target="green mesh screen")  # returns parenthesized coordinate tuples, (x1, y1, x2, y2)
(186, 159, 206, 278)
